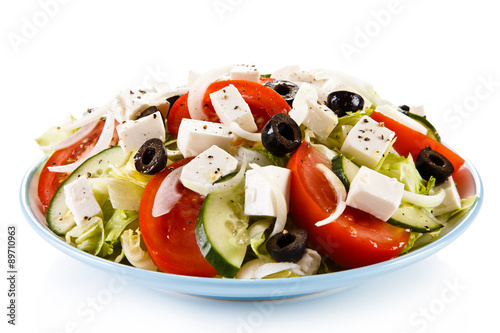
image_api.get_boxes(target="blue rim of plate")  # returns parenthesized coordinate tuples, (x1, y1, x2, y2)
(20, 150, 483, 301)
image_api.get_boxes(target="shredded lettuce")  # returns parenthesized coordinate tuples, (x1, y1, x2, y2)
(100, 209, 138, 257)
(378, 153, 432, 195)
(247, 219, 273, 260)
(120, 229, 158, 271)
(65, 217, 105, 256)
(35, 117, 78, 156)
(325, 109, 373, 149)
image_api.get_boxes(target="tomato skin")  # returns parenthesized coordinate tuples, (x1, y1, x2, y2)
(287, 142, 411, 268)
(139, 158, 218, 277)
(166, 80, 291, 136)
(370, 110, 465, 174)
(166, 93, 190, 136)
(37, 119, 118, 212)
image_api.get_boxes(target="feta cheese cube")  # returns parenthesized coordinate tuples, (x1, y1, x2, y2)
(432, 177, 462, 216)
(304, 101, 338, 140)
(230, 64, 260, 82)
(245, 165, 291, 217)
(113, 89, 161, 123)
(180, 145, 238, 196)
(346, 166, 404, 221)
(177, 118, 234, 157)
(64, 176, 102, 225)
(209, 84, 258, 132)
(116, 111, 166, 152)
(341, 116, 395, 168)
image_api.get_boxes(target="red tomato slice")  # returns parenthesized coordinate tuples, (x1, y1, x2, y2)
(166, 80, 290, 136)
(370, 110, 465, 174)
(166, 93, 190, 136)
(37, 119, 118, 212)
(287, 142, 411, 268)
(139, 158, 218, 277)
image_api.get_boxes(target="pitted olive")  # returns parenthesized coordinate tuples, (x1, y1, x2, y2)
(134, 138, 168, 175)
(261, 113, 301, 156)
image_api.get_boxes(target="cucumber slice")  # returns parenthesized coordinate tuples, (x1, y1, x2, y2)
(388, 204, 443, 233)
(407, 113, 441, 142)
(46, 146, 132, 236)
(195, 174, 249, 278)
(331, 154, 360, 191)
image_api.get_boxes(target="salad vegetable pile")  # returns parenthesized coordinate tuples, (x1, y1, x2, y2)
(35, 64, 477, 279)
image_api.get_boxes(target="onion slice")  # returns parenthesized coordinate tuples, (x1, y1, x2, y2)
(59, 100, 115, 131)
(402, 189, 445, 208)
(187, 65, 233, 120)
(39, 120, 99, 152)
(229, 122, 261, 142)
(235, 259, 302, 279)
(315, 163, 347, 227)
(48, 112, 116, 173)
(152, 167, 184, 217)
(249, 163, 288, 236)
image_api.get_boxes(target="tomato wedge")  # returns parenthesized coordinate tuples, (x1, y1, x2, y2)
(139, 158, 218, 277)
(166, 80, 290, 136)
(37, 119, 118, 212)
(287, 142, 411, 268)
(370, 110, 465, 174)
(166, 93, 190, 136)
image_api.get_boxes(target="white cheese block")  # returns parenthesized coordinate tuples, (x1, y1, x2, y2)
(432, 177, 462, 216)
(116, 111, 166, 152)
(209, 84, 258, 132)
(346, 166, 404, 221)
(376, 104, 427, 135)
(64, 176, 102, 226)
(177, 118, 234, 158)
(180, 145, 238, 196)
(341, 116, 395, 168)
(305, 101, 338, 140)
(230, 65, 260, 82)
(244, 165, 291, 217)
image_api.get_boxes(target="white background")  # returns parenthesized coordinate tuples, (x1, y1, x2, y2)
(1, 0, 498, 332)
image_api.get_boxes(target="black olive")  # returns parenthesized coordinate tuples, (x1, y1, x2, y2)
(265, 80, 299, 107)
(416, 146, 454, 185)
(326, 90, 364, 117)
(261, 113, 301, 156)
(137, 106, 164, 122)
(398, 104, 410, 113)
(134, 138, 168, 175)
(266, 229, 308, 263)
(166, 95, 180, 107)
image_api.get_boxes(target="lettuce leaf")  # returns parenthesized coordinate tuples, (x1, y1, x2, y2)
(120, 229, 158, 271)
(378, 153, 432, 195)
(100, 209, 138, 257)
(65, 217, 105, 256)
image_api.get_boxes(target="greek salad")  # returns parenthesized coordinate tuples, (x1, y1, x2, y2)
(35, 64, 477, 279)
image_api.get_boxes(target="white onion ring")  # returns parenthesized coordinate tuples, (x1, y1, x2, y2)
(152, 167, 184, 217)
(187, 65, 233, 120)
(39, 120, 99, 152)
(315, 163, 347, 226)
(59, 100, 115, 131)
(48, 112, 116, 173)
(402, 189, 445, 208)
(229, 122, 261, 142)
